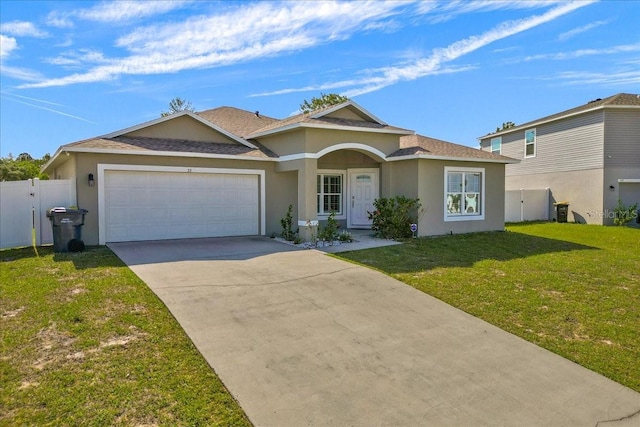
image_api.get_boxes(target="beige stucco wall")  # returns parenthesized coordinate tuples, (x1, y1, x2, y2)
(382, 160, 505, 236)
(129, 115, 238, 144)
(380, 160, 420, 199)
(416, 160, 505, 236)
(71, 153, 296, 245)
(50, 154, 77, 180)
(53, 148, 509, 244)
(317, 150, 378, 169)
(505, 168, 604, 224)
(259, 128, 401, 158)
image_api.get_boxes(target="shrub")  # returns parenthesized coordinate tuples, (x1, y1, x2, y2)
(338, 230, 352, 243)
(368, 196, 421, 239)
(613, 199, 639, 226)
(280, 204, 295, 241)
(319, 211, 339, 243)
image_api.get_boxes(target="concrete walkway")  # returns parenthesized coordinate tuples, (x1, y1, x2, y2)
(109, 236, 640, 427)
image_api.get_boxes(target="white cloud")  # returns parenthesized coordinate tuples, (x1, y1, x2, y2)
(45, 49, 108, 67)
(256, 0, 595, 98)
(45, 11, 74, 29)
(0, 34, 18, 59)
(558, 19, 609, 41)
(0, 21, 48, 37)
(524, 43, 640, 61)
(419, 0, 563, 23)
(19, 1, 407, 88)
(44, 1, 192, 29)
(549, 69, 640, 86)
(76, 0, 192, 22)
(0, 65, 44, 82)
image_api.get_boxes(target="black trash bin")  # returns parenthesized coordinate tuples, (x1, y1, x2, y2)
(554, 202, 569, 223)
(47, 207, 88, 252)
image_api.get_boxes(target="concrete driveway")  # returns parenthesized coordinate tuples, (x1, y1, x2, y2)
(109, 236, 640, 427)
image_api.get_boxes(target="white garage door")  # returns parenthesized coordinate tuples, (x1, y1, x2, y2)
(104, 170, 259, 242)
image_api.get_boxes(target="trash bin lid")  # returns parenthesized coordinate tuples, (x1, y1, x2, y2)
(47, 207, 89, 217)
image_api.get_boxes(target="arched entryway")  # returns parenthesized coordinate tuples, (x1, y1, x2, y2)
(317, 147, 382, 229)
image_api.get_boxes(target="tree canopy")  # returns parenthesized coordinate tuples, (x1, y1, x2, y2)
(161, 97, 195, 117)
(0, 153, 50, 181)
(495, 121, 516, 132)
(300, 93, 349, 114)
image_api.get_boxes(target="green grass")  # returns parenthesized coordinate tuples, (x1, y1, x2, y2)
(1, 246, 251, 427)
(337, 223, 640, 392)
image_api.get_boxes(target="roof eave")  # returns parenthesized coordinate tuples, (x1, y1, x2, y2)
(387, 153, 519, 164)
(478, 103, 640, 140)
(248, 121, 414, 139)
(41, 146, 67, 173)
(44, 146, 277, 162)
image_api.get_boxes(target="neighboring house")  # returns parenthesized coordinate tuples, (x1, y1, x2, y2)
(479, 93, 640, 225)
(43, 101, 515, 245)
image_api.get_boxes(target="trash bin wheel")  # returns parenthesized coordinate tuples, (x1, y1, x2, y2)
(68, 239, 85, 253)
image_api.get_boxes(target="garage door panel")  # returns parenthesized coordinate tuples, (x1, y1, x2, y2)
(104, 170, 259, 242)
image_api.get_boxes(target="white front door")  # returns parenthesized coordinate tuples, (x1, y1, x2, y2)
(348, 169, 379, 228)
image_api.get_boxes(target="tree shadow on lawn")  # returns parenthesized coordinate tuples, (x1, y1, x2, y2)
(0, 245, 125, 269)
(340, 230, 599, 274)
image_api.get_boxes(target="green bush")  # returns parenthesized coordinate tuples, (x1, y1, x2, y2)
(280, 204, 296, 241)
(368, 196, 421, 239)
(613, 199, 638, 226)
(319, 211, 339, 242)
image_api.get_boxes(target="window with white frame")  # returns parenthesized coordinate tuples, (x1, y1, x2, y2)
(445, 167, 485, 221)
(491, 137, 501, 154)
(525, 128, 536, 158)
(317, 172, 344, 215)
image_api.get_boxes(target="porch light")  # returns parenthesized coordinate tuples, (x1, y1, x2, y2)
(88, 173, 95, 187)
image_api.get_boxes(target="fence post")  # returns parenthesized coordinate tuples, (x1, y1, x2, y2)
(545, 187, 550, 221)
(32, 178, 41, 246)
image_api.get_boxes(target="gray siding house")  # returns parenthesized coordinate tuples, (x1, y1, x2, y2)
(479, 93, 640, 225)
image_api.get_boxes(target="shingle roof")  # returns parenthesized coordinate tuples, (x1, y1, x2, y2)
(390, 134, 516, 163)
(196, 107, 278, 138)
(63, 136, 275, 158)
(246, 102, 413, 137)
(482, 93, 640, 138)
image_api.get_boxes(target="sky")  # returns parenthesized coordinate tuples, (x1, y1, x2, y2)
(1, 0, 639, 159)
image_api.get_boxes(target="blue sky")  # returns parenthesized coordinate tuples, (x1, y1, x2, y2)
(1, 0, 639, 159)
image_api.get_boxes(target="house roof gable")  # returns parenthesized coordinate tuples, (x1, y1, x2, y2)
(102, 111, 258, 149)
(246, 100, 412, 138)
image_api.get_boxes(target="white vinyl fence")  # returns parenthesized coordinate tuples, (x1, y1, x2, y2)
(0, 179, 76, 249)
(505, 188, 550, 223)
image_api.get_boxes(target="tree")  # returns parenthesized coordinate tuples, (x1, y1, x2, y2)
(0, 153, 50, 181)
(161, 97, 195, 117)
(495, 121, 516, 132)
(300, 93, 349, 114)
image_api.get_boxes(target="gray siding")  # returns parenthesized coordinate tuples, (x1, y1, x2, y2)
(501, 111, 604, 176)
(604, 108, 640, 168)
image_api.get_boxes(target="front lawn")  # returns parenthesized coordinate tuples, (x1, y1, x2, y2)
(337, 223, 640, 392)
(0, 246, 251, 427)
